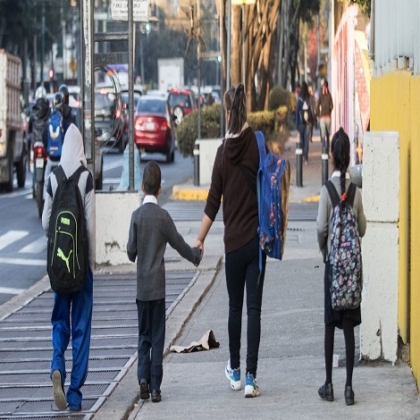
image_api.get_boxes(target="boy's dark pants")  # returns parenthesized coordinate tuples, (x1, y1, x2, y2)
(136, 298, 166, 392)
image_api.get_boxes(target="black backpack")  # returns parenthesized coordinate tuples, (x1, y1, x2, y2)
(47, 165, 89, 294)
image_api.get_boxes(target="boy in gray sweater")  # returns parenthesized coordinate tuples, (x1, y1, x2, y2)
(127, 161, 201, 403)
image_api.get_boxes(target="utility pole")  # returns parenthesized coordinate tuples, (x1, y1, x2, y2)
(197, 0, 201, 141)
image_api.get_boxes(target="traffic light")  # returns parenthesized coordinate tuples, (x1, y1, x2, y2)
(49, 68, 54, 80)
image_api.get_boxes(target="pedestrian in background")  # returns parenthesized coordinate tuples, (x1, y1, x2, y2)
(318, 80, 334, 151)
(42, 124, 95, 412)
(308, 83, 318, 142)
(316, 128, 366, 406)
(127, 161, 201, 403)
(295, 81, 314, 165)
(195, 83, 266, 398)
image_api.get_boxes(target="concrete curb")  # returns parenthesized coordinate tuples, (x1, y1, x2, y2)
(171, 185, 208, 201)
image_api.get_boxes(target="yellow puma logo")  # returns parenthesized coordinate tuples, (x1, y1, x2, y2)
(57, 248, 73, 273)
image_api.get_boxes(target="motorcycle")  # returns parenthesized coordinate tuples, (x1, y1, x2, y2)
(33, 141, 47, 218)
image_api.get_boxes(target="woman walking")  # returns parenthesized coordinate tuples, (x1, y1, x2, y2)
(316, 128, 366, 405)
(295, 81, 314, 164)
(195, 84, 266, 398)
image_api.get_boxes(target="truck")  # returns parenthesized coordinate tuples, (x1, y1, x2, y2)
(0, 50, 26, 192)
(158, 58, 184, 92)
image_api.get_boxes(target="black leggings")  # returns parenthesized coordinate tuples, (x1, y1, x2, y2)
(324, 318, 355, 387)
(225, 236, 266, 377)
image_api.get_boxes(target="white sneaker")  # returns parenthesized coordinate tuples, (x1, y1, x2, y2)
(225, 360, 241, 391)
(244, 373, 260, 398)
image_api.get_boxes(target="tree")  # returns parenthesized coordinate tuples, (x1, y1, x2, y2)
(0, 0, 77, 89)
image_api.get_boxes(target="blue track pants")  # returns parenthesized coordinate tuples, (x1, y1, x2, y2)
(50, 267, 93, 408)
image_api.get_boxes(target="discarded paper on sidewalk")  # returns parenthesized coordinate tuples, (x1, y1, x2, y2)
(170, 330, 220, 353)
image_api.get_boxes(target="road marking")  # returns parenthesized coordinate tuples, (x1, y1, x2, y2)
(0, 231, 29, 251)
(0, 286, 25, 295)
(0, 257, 46, 266)
(19, 236, 47, 254)
(103, 159, 123, 172)
(103, 177, 122, 184)
(0, 189, 32, 199)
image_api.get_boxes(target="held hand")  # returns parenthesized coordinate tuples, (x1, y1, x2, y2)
(195, 239, 204, 260)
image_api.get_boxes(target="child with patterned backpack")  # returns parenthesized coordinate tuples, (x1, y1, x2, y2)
(316, 127, 366, 406)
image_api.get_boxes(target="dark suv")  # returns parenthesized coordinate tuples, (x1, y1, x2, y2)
(167, 88, 196, 125)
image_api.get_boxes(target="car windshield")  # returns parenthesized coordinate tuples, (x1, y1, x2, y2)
(95, 93, 111, 110)
(137, 99, 166, 114)
(168, 93, 190, 108)
(121, 92, 141, 108)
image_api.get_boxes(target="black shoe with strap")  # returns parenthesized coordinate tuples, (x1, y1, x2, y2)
(344, 385, 355, 405)
(318, 382, 334, 401)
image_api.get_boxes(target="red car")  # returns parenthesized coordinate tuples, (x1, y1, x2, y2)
(167, 88, 197, 125)
(134, 96, 176, 163)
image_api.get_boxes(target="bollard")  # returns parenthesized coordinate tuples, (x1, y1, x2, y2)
(296, 139, 303, 187)
(322, 145, 329, 185)
(194, 140, 200, 186)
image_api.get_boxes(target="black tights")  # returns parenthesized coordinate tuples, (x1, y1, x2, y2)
(324, 318, 355, 387)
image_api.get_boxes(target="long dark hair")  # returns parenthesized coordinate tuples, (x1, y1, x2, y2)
(331, 127, 350, 209)
(224, 83, 247, 135)
(301, 81, 310, 101)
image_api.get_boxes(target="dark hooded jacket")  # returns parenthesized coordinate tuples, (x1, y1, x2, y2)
(204, 123, 259, 253)
(29, 98, 50, 143)
(61, 102, 76, 132)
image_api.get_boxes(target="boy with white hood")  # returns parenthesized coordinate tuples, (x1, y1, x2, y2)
(42, 123, 95, 412)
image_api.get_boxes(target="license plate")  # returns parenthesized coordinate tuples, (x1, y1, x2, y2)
(145, 122, 155, 131)
(35, 158, 44, 169)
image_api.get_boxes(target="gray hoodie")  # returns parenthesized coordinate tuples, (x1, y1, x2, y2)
(42, 124, 96, 268)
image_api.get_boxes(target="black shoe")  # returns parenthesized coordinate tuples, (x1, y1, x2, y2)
(151, 389, 161, 403)
(318, 383, 334, 401)
(344, 385, 355, 405)
(140, 379, 150, 400)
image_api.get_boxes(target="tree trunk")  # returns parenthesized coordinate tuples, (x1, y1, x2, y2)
(217, 0, 227, 91)
(243, 0, 281, 111)
(231, 6, 241, 86)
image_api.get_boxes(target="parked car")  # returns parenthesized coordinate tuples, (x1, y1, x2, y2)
(167, 88, 196, 125)
(134, 96, 176, 163)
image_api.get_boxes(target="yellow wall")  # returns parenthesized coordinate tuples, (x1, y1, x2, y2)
(371, 71, 420, 385)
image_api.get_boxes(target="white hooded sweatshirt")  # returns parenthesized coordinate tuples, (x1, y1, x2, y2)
(42, 123, 95, 268)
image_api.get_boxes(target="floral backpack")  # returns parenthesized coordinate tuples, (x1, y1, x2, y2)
(325, 181, 362, 310)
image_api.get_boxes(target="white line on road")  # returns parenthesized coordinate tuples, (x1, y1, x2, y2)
(0, 231, 29, 251)
(103, 159, 124, 172)
(19, 236, 47, 254)
(0, 286, 25, 295)
(0, 257, 46, 266)
(103, 177, 122, 184)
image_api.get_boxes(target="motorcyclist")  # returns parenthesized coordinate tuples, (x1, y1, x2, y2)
(29, 86, 51, 197)
(29, 86, 50, 148)
(58, 84, 76, 130)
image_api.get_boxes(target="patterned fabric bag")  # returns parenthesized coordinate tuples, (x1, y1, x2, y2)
(255, 131, 290, 261)
(325, 181, 362, 310)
